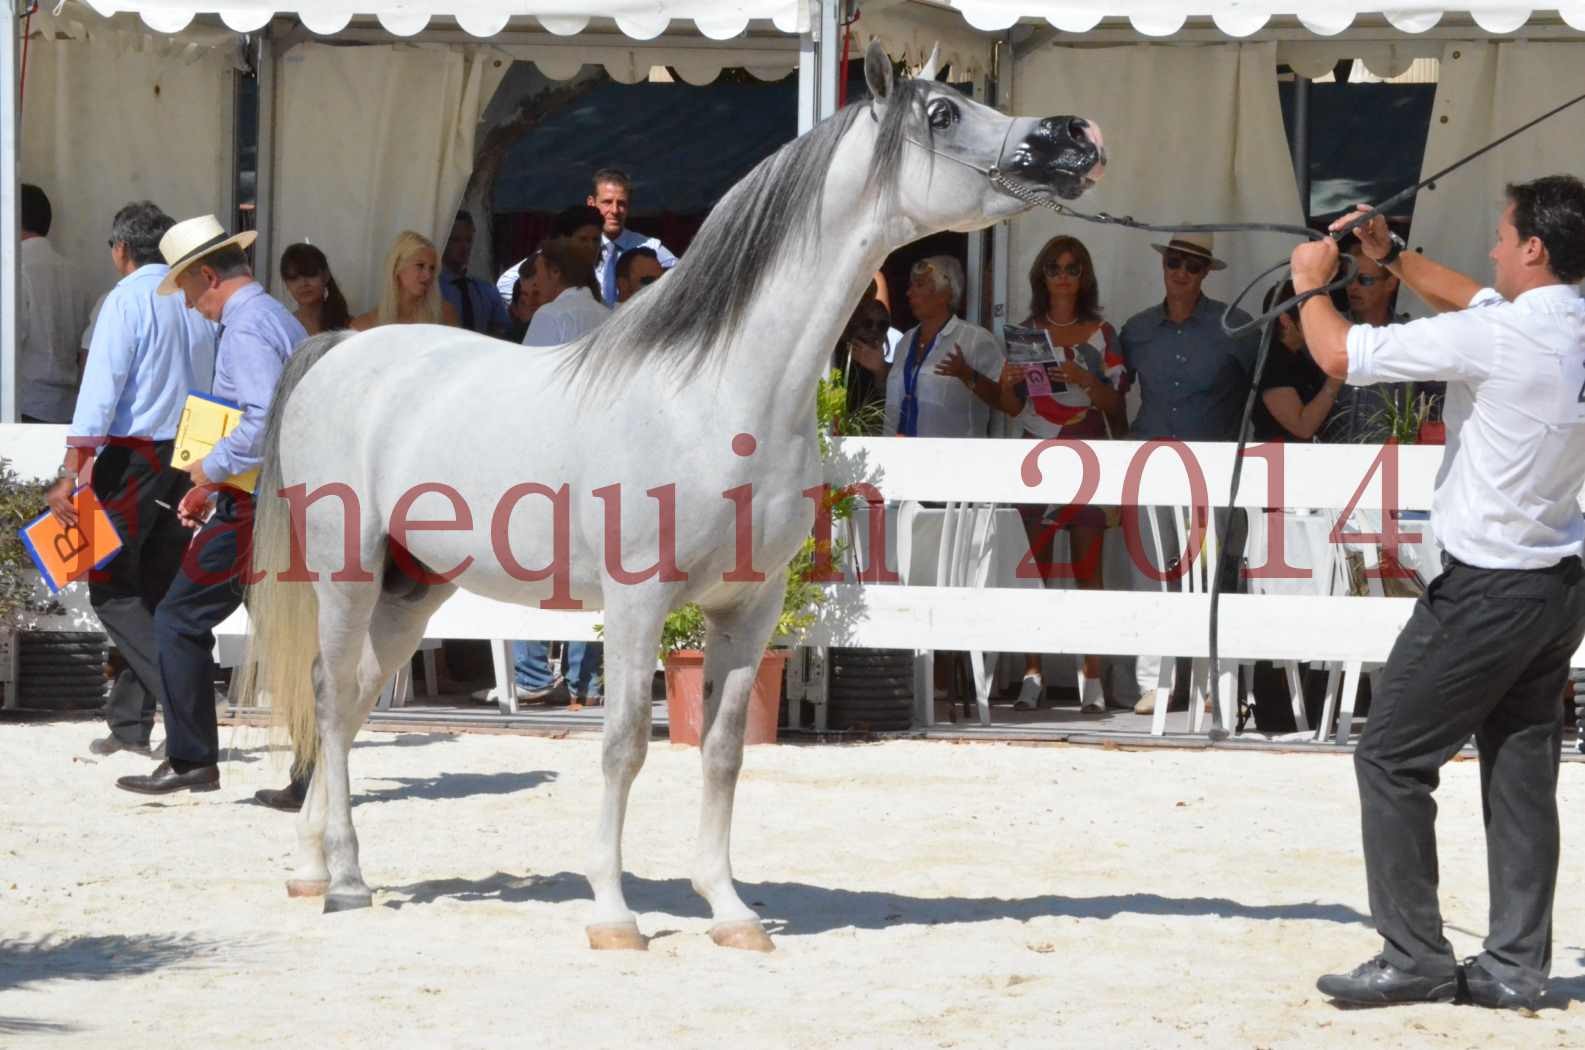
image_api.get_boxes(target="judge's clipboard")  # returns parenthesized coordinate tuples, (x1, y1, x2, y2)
(19, 487, 124, 594)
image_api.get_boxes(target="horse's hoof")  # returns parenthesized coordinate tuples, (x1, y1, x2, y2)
(322, 891, 373, 914)
(587, 922, 649, 951)
(286, 878, 329, 898)
(709, 920, 775, 952)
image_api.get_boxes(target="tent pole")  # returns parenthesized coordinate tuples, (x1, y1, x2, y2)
(797, 17, 815, 135)
(1, 5, 21, 423)
(254, 29, 276, 294)
(817, 0, 839, 122)
(1292, 73, 1312, 220)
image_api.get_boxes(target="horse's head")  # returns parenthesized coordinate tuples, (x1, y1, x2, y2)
(864, 42, 1105, 231)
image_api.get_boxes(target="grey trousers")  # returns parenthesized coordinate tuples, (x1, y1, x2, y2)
(1354, 554, 1585, 999)
(88, 442, 192, 746)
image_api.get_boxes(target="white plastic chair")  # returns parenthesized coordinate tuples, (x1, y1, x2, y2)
(905, 500, 1001, 727)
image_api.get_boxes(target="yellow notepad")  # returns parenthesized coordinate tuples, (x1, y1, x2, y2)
(174, 392, 258, 493)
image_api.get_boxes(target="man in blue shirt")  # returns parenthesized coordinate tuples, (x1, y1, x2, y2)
(45, 201, 217, 758)
(115, 215, 306, 796)
(438, 210, 510, 338)
(1118, 234, 1257, 718)
(588, 168, 677, 305)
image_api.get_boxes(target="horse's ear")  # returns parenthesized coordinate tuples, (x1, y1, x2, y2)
(864, 40, 893, 102)
(919, 43, 941, 82)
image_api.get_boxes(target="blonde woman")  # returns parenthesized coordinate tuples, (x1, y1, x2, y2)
(349, 230, 460, 330)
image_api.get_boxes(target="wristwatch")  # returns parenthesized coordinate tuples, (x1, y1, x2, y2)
(1380, 232, 1407, 268)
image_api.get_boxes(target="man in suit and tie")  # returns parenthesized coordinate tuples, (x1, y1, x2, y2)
(588, 168, 676, 306)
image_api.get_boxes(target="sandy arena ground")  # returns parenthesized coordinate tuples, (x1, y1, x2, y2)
(2, 720, 1582, 1048)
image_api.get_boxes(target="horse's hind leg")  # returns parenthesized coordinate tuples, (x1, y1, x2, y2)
(308, 575, 385, 912)
(586, 604, 664, 950)
(290, 578, 454, 902)
(693, 576, 784, 952)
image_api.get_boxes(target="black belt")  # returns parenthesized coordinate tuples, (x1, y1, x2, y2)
(1442, 551, 1583, 575)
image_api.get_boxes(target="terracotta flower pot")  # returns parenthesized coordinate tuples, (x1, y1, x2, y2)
(1417, 420, 1446, 445)
(663, 649, 789, 747)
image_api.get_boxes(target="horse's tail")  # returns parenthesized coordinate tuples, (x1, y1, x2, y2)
(237, 330, 356, 775)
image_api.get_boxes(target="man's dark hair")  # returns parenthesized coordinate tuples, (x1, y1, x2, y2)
(109, 201, 174, 265)
(538, 236, 600, 298)
(20, 183, 51, 236)
(551, 205, 603, 238)
(1506, 175, 1585, 285)
(615, 246, 659, 283)
(592, 168, 632, 194)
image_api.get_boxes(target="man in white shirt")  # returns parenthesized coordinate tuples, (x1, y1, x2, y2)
(18, 184, 88, 422)
(513, 234, 611, 706)
(588, 168, 677, 306)
(1293, 175, 1585, 1012)
(522, 236, 610, 348)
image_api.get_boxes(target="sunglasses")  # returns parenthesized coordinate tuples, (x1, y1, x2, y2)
(1351, 273, 1384, 287)
(1042, 261, 1084, 278)
(1163, 254, 1209, 276)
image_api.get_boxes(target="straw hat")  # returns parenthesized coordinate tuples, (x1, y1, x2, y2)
(1149, 232, 1227, 271)
(156, 215, 257, 295)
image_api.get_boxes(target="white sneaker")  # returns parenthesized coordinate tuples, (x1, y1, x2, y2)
(1014, 673, 1043, 710)
(1133, 694, 1155, 716)
(1080, 677, 1105, 713)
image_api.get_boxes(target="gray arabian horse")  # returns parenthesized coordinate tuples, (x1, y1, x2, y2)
(240, 42, 1105, 951)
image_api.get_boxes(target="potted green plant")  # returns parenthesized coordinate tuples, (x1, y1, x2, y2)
(661, 537, 828, 746)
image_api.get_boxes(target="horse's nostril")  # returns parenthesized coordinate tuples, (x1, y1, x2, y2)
(1068, 119, 1089, 142)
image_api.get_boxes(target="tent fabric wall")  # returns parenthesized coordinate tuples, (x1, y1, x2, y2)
(1406, 40, 1585, 313)
(19, 27, 232, 304)
(272, 42, 509, 311)
(1007, 42, 1304, 331)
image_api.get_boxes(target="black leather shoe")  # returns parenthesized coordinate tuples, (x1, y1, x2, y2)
(1317, 956, 1459, 1005)
(90, 735, 152, 757)
(254, 785, 304, 812)
(1460, 958, 1539, 1011)
(115, 760, 220, 795)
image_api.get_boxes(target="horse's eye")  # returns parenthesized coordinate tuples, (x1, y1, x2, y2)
(927, 99, 959, 131)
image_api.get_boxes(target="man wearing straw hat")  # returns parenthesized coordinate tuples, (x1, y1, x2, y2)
(1119, 233, 1257, 716)
(115, 215, 306, 796)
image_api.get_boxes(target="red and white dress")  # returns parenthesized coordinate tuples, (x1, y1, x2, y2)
(1012, 321, 1127, 440)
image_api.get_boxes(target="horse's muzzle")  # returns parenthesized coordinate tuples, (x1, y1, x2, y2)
(1005, 116, 1107, 200)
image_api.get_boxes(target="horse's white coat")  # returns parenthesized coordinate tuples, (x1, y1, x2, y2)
(247, 44, 1104, 945)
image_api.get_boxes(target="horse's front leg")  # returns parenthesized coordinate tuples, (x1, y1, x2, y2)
(586, 603, 664, 950)
(694, 573, 785, 952)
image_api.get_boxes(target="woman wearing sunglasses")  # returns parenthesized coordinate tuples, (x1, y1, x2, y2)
(997, 235, 1128, 714)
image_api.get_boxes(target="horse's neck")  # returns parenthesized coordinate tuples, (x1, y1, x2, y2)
(729, 212, 895, 439)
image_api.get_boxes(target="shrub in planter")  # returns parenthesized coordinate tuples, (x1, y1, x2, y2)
(659, 539, 828, 747)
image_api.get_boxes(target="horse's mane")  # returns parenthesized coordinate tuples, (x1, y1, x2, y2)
(561, 77, 944, 394)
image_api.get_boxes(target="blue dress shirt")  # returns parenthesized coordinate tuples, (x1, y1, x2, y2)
(204, 282, 307, 480)
(597, 228, 677, 305)
(68, 264, 218, 445)
(1120, 296, 1258, 441)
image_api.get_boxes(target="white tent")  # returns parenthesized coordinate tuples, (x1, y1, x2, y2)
(4, 1, 1583, 420)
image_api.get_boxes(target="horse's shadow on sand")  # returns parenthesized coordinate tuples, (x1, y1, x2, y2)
(355, 770, 557, 804)
(380, 868, 1370, 932)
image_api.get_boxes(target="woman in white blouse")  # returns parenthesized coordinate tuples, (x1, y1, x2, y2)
(854, 256, 1005, 438)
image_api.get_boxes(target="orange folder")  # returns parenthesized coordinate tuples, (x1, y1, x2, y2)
(19, 487, 124, 594)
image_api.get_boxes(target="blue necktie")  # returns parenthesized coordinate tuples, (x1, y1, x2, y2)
(601, 243, 619, 305)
